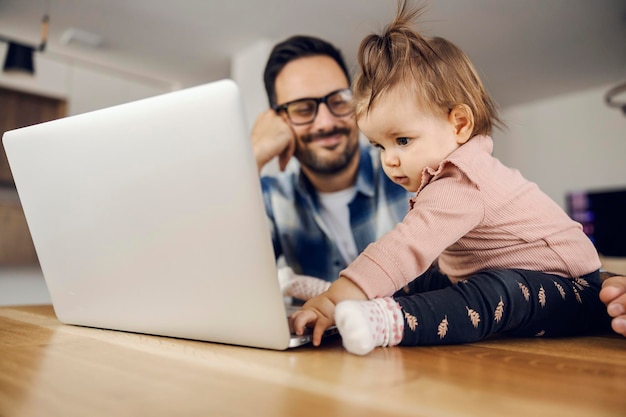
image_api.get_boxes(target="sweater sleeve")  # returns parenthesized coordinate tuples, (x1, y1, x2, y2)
(341, 167, 484, 298)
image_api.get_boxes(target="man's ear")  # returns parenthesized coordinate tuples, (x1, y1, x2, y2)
(448, 104, 474, 145)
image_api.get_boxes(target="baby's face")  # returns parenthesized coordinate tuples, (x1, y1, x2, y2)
(358, 89, 463, 192)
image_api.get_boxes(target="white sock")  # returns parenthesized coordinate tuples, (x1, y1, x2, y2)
(335, 297, 404, 355)
(277, 267, 331, 301)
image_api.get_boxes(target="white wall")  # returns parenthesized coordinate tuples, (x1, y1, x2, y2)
(231, 39, 273, 131)
(0, 43, 173, 115)
(231, 39, 285, 175)
(493, 83, 626, 209)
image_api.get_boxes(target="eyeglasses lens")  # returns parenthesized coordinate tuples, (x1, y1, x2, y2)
(285, 90, 353, 125)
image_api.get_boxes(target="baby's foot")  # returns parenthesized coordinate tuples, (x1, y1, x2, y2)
(334, 298, 404, 355)
(600, 276, 626, 337)
(277, 267, 330, 301)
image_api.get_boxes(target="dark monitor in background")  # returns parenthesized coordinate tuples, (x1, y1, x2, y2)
(566, 188, 626, 257)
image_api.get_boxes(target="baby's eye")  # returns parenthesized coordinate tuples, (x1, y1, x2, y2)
(396, 137, 410, 146)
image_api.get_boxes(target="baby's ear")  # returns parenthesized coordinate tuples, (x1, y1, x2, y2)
(448, 104, 474, 144)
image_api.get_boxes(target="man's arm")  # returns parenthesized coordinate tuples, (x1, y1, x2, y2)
(250, 109, 296, 173)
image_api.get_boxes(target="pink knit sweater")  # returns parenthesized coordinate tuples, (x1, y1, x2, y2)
(341, 135, 601, 299)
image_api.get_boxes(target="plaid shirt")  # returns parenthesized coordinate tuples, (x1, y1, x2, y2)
(261, 143, 411, 282)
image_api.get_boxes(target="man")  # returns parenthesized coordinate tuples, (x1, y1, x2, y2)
(250, 35, 411, 283)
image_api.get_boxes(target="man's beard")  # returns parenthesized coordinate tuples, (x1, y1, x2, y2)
(294, 127, 359, 175)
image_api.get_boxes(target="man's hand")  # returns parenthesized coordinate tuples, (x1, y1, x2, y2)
(289, 276, 368, 346)
(250, 109, 296, 173)
(600, 275, 626, 337)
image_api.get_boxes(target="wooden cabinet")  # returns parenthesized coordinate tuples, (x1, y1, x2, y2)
(0, 193, 37, 264)
(1, 87, 67, 184)
(0, 87, 66, 264)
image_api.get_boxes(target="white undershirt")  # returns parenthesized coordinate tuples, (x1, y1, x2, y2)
(317, 187, 358, 265)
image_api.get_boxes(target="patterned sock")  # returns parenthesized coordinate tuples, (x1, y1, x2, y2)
(277, 267, 331, 301)
(335, 297, 404, 355)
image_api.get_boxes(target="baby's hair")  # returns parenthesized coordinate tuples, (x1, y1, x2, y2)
(353, 0, 503, 136)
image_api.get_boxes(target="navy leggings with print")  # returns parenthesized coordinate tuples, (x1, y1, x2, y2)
(392, 267, 611, 346)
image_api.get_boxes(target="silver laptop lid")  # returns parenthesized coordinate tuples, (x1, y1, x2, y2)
(3, 80, 293, 350)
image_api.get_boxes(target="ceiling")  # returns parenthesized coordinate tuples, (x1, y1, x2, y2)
(0, 0, 625, 109)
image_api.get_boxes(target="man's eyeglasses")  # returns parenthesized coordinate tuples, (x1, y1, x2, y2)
(273, 89, 354, 125)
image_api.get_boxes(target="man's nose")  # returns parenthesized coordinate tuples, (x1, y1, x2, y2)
(312, 103, 336, 128)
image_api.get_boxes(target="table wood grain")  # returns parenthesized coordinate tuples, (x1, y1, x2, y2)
(1, 305, 624, 417)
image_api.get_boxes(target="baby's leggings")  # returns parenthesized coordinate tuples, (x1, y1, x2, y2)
(392, 268, 611, 346)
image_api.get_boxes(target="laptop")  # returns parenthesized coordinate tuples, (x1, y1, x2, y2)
(2, 79, 335, 350)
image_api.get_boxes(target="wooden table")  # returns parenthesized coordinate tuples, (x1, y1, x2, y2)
(1, 305, 625, 417)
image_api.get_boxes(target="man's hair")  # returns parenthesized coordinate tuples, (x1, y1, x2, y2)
(263, 35, 351, 108)
(353, 0, 503, 136)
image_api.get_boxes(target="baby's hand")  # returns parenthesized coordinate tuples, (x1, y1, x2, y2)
(290, 276, 368, 346)
(289, 294, 336, 346)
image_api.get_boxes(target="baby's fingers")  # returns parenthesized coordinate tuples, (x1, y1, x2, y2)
(290, 309, 318, 335)
(312, 317, 334, 346)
